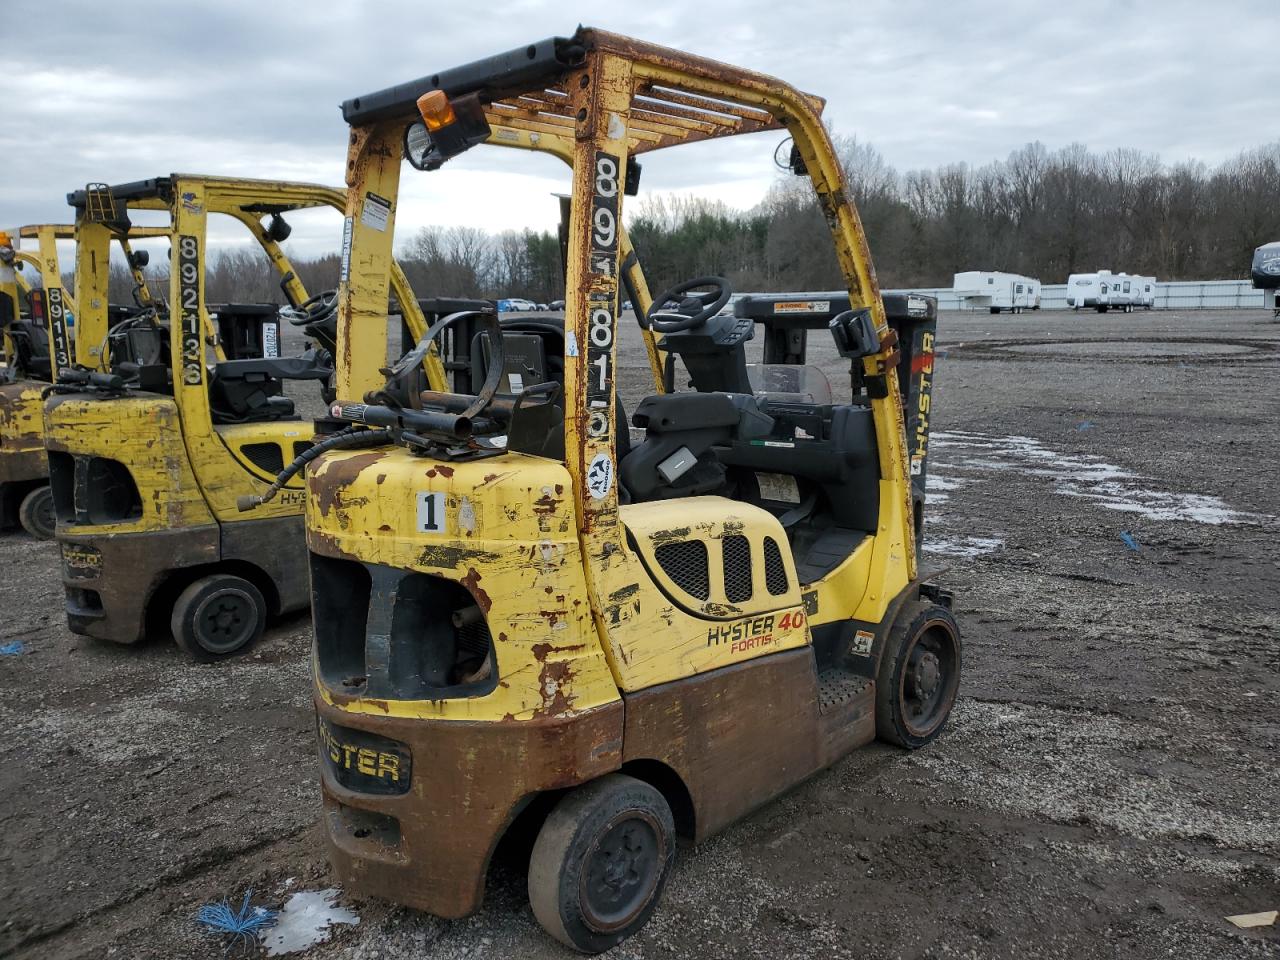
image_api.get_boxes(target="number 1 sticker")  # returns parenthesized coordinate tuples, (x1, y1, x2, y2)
(417, 492, 446, 533)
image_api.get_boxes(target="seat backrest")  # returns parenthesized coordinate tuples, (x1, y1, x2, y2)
(620, 393, 771, 502)
(213, 355, 332, 383)
(718, 403, 879, 531)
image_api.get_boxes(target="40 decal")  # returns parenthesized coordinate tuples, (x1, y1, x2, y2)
(778, 611, 806, 630)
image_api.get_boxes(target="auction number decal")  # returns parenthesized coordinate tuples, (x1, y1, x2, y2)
(46, 286, 70, 370)
(178, 234, 203, 386)
(585, 150, 622, 446)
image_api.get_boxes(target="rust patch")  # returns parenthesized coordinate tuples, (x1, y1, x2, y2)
(416, 545, 501, 569)
(649, 526, 691, 547)
(425, 464, 455, 479)
(308, 529, 355, 559)
(531, 641, 587, 661)
(460, 567, 492, 613)
(313, 450, 387, 518)
(533, 492, 562, 516)
(376, 473, 387, 485)
(538, 609, 568, 629)
(608, 583, 640, 603)
(534, 658, 576, 718)
(704, 601, 742, 617)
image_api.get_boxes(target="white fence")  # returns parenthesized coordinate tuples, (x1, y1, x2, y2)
(885, 279, 1267, 311)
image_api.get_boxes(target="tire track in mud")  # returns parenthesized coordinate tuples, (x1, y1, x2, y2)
(5, 823, 315, 959)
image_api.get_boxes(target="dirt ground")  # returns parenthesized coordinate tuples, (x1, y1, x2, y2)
(1, 307, 1277, 960)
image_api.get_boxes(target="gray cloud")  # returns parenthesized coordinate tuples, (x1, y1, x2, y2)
(3, 0, 1270, 255)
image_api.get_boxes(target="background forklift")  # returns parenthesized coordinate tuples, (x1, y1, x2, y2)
(293, 28, 960, 953)
(44, 175, 458, 659)
(0, 222, 165, 537)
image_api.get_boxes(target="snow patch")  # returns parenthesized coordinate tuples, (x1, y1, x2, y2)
(924, 535, 1003, 559)
(932, 430, 1269, 526)
(262, 889, 359, 956)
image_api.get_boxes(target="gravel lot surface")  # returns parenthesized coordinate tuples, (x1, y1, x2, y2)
(1, 307, 1277, 959)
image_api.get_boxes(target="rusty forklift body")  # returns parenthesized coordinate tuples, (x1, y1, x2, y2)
(42, 175, 454, 658)
(0, 222, 167, 536)
(305, 28, 960, 951)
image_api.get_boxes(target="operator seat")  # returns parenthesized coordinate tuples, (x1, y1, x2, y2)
(209, 353, 332, 424)
(8, 321, 52, 380)
(469, 321, 631, 466)
(620, 392, 772, 501)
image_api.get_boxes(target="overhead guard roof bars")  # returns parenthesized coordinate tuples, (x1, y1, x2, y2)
(340, 28, 826, 155)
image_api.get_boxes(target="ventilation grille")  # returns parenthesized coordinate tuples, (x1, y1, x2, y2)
(655, 539, 710, 600)
(764, 537, 789, 596)
(242, 442, 284, 474)
(293, 440, 314, 460)
(722, 535, 753, 602)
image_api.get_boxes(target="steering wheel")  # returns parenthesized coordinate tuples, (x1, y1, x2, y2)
(646, 276, 732, 333)
(280, 289, 338, 327)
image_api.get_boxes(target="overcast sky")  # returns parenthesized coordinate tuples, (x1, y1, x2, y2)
(3, 0, 1272, 259)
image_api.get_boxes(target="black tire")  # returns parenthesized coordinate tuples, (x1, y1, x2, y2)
(875, 600, 961, 749)
(18, 485, 56, 540)
(528, 774, 676, 953)
(170, 574, 266, 661)
(989, 307, 1000, 315)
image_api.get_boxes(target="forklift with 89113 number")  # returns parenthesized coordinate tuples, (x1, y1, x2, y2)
(1, 221, 167, 538)
(290, 28, 961, 953)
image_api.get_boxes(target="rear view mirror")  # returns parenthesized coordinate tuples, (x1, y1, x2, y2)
(267, 214, 292, 243)
(829, 308, 879, 359)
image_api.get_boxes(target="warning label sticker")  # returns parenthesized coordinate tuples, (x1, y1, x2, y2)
(361, 192, 392, 232)
(773, 300, 830, 314)
(756, 472, 800, 504)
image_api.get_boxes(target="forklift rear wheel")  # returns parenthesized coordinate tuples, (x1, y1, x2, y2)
(170, 574, 266, 661)
(876, 601, 961, 749)
(528, 774, 676, 953)
(18, 486, 56, 540)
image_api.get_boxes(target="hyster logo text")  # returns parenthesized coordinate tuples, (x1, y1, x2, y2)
(318, 721, 402, 783)
(707, 614, 776, 653)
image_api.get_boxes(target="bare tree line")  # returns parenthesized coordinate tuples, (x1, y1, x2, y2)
(78, 137, 1280, 307)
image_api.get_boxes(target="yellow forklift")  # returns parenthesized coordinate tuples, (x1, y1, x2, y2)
(43, 175, 459, 659)
(292, 29, 960, 952)
(0, 222, 165, 537)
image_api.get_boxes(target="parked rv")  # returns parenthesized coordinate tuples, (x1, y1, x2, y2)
(1251, 241, 1280, 317)
(952, 271, 1041, 313)
(1067, 270, 1155, 312)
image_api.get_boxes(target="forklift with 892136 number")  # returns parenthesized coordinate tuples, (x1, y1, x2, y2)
(43, 175, 459, 660)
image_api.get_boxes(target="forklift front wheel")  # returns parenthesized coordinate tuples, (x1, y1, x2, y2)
(528, 774, 676, 954)
(876, 601, 962, 749)
(170, 574, 267, 661)
(18, 486, 56, 540)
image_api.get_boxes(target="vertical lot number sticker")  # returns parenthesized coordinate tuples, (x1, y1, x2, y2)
(417, 492, 446, 533)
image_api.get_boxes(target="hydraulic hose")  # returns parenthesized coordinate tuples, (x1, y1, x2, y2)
(236, 427, 392, 512)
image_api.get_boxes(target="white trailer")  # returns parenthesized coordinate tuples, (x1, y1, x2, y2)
(1066, 270, 1156, 312)
(952, 271, 1041, 313)
(1251, 241, 1280, 317)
